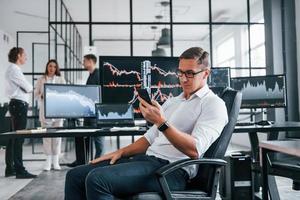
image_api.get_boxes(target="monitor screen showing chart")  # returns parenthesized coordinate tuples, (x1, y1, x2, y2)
(96, 104, 134, 122)
(100, 56, 182, 114)
(209, 67, 231, 87)
(44, 84, 101, 118)
(230, 75, 286, 108)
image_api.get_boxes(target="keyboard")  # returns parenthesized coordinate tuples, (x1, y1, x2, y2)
(236, 121, 273, 126)
(97, 120, 135, 127)
(236, 122, 255, 126)
(16, 128, 47, 134)
(256, 121, 272, 126)
(110, 126, 141, 132)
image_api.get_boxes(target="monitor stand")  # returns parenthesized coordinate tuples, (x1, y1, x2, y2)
(66, 118, 77, 129)
(255, 108, 272, 126)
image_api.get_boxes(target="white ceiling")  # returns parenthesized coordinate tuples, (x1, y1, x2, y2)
(0, 0, 48, 37)
(0, 0, 262, 46)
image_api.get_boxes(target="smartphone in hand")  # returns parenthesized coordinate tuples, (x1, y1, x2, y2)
(137, 89, 152, 105)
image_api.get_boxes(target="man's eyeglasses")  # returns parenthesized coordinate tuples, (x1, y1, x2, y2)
(176, 68, 207, 78)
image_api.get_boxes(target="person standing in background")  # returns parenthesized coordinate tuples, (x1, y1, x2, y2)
(34, 59, 66, 171)
(5, 47, 37, 179)
(68, 54, 103, 167)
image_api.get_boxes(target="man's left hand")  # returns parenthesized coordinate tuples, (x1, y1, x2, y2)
(138, 96, 165, 126)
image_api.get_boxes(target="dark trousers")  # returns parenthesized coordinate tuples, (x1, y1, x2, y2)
(93, 136, 103, 159)
(74, 137, 89, 164)
(65, 154, 188, 200)
(74, 136, 104, 164)
(75, 119, 104, 164)
(5, 99, 28, 173)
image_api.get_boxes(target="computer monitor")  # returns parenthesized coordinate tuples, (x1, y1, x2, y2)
(100, 56, 182, 115)
(209, 67, 231, 87)
(44, 84, 101, 118)
(230, 74, 286, 108)
(95, 104, 134, 123)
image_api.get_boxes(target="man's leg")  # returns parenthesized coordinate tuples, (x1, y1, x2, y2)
(93, 136, 104, 159)
(69, 137, 90, 167)
(85, 155, 188, 200)
(65, 158, 132, 200)
(8, 101, 27, 174)
(5, 139, 15, 176)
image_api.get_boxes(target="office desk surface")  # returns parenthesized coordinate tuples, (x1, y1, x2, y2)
(0, 127, 147, 139)
(234, 121, 300, 133)
(260, 140, 300, 157)
(1, 121, 300, 139)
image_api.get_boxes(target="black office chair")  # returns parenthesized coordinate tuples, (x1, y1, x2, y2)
(0, 103, 11, 146)
(122, 88, 242, 200)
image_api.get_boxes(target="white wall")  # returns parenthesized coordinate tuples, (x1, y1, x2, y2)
(0, 30, 14, 104)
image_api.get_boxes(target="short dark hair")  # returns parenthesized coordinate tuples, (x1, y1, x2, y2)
(179, 47, 209, 68)
(84, 54, 97, 63)
(44, 59, 61, 76)
(8, 47, 24, 63)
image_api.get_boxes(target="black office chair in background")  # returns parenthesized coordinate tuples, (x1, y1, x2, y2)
(121, 88, 242, 200)
(0, 103, 11, 147)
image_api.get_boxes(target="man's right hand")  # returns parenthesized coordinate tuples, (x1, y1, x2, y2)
(89, 149, 124, 165)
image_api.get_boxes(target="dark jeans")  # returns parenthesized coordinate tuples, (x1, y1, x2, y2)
(5, 99, 28, 173)
(93, 136, 104, 159)
(65, 154, 188, 200)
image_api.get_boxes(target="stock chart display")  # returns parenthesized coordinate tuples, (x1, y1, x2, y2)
(44, 84, 101, 118)
(96, 104, 133, 120)
(100, 56, 181, 115)
(150, 58, 182, 102)
(209, 67, 231, 87)
(231, 75, 286, 108)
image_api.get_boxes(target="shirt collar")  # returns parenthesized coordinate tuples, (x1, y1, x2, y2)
(193, 84, 210, 99)
(10, 62, 18, 67)
(179, 84, 210, 101)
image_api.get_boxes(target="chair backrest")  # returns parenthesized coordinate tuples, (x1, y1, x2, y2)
(187, 87, 242, 193)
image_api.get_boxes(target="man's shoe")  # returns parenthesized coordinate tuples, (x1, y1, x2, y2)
(5, 168, 16, 177)
(67, 161, 79, 168)
(16, 171, 37, 179)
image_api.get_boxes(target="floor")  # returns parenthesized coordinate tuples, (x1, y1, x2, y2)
(0, 137, 299, 200)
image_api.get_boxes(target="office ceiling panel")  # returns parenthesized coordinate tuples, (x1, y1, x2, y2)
(0, 0, 261, 47)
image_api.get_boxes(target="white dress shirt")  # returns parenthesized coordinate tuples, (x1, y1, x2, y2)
(144, 84, 228, 178)
(5, 63, 33, 103)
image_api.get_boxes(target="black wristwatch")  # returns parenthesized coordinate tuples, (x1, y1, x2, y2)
(158, 121, 170, 132)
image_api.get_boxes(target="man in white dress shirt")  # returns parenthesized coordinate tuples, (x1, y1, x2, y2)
(5, 47, 37, 179)
(65, 47, 228, 200)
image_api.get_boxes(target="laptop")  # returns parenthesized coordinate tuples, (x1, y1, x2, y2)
(95, 103, 135, 127)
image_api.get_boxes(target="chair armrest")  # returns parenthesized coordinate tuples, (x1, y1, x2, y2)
(156, 158, 227, 200)
(156, 158, 227, 177)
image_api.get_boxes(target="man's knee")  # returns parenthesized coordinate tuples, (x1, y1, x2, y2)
(85, 169, 110, 192)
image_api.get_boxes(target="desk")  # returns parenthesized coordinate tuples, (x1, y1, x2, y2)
(260, 140, 300, 200)
(0, 127, 147, 139)
(234, 121, 300, 199)
(0, 127, 147, 162)
(1, 121, 300, 197)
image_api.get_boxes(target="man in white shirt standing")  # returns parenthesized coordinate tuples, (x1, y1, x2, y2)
(65, 47, 228, 200)
(5, 47, 37, 179)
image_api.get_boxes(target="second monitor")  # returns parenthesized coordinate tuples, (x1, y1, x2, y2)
(209, 67, 231, 88)
(95, 104, 134, 126)
(44, 84, 101, 118)
(230, 74, 286, 108)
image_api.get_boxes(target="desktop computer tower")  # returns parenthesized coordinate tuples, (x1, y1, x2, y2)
(219, 152, 252, 200)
